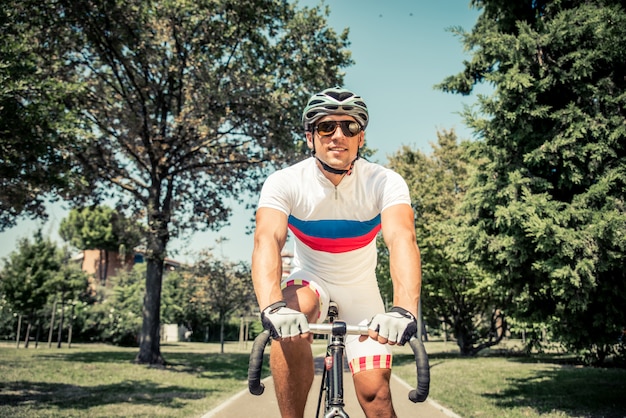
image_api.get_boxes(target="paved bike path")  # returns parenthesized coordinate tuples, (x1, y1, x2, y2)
(202, 357, 460, 418)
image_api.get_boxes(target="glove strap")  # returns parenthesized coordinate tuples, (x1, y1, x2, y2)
(390, 306, 416, 321)
(262, 300, 287, 315)
(391, 306, 418, 345)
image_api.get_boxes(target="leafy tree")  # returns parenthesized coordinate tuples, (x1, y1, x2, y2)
(95, 265, 145, 346)
(80, 262, 183, 346)
(0, 231, 62, 346)
(0, 293, 14, 340)
(160, 269, 186, 327)
(439, 0, 626, 363)
(188, 255, 255, 353)
(174, 270, 214, 342)
(60, 206, 143, 252)
(59, 206, 144, 283)
(0, 2, 85, 230)
(25, 0, 352, 364)
(43, 249, 91, 347)
(386, 131, 506, 355)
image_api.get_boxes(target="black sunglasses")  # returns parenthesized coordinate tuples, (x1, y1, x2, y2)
(314, 120, 362, 137)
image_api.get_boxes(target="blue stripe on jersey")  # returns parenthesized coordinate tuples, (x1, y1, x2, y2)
(288, 214, 381, 239)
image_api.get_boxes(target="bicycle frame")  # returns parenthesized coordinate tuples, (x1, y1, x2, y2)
(248, 306, 430, 417)
(310, 321, 368, 417)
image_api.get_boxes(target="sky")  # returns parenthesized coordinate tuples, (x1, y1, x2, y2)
(0, 0, 486, 264)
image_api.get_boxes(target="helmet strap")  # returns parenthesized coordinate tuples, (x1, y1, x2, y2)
(315, 155, 359, 176)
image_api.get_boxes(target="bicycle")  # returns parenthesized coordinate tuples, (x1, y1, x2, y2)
(248, 303, 430, 417)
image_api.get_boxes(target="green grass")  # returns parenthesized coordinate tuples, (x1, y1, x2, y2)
(0, 341, 263, 418)
(393, 341, 626, 418)
(1, 339, 625, 417)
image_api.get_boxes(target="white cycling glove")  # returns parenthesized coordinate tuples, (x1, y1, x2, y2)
(261, 301, 310, 339)
(368, 306, 417, 346)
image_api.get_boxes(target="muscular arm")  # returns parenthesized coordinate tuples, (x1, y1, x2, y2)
(381, 203, 421, 318)
(251, 207, 289, 310)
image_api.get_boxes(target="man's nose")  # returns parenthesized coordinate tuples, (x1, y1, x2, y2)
(330, 124, 345, 139)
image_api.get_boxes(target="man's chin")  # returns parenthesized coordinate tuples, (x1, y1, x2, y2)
(325, 156, 351, 168)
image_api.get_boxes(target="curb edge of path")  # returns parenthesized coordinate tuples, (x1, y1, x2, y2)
(200, 374, 461, 418)
(391, 373, 462, 418)
(201, 375, 273, 418)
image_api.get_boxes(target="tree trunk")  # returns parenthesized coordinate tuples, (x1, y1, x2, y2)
(48, 299, 57, 348)
(34, 321, 41, 348)
(134, 183, 172, 365)
(99, 249, 106, 285)
(238, 317, 244, 349)
(24, 321, 31, 348)
(15, 314, 22, 348)
(135, 256, 166, 364)
(68, 303, 75, 348)
(103, 249, 109, 285)
(135, 207, 170, 365)
(57, 299, 65, 349)
(220, 314, 225, 354)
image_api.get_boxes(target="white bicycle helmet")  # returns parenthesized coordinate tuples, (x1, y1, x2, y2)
(302, 87, 369, 131)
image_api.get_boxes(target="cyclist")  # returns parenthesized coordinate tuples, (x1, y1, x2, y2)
(251, 86, 422, 418)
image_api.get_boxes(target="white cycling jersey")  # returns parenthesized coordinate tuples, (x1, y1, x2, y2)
(258, 156, 411, 285)
(258, 157, 412, 373)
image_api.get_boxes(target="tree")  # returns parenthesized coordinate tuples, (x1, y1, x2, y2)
(386, 131, 506, 355)
(43, 249, 90, 347)
(88, 264, 145, 346)
(0, 231, 61, 347)
(59, 206, 144, 284)
(80, 262, 184, 346)
(188, 255, 255, 353)
(26, 0, 352, 365)
(0, 2, 85, 230)
(438, 0, 626, 363)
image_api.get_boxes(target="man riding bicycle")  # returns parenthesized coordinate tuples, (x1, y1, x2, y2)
(251, 87, 422, 418)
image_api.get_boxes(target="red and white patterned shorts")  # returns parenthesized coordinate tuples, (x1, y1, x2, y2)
(281, 269, 392, 375)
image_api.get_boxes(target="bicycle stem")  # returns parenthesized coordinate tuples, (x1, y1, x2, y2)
(327, 322, 347, 408)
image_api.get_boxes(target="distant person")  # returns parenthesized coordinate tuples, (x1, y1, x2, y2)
(252, 87, 422, 417)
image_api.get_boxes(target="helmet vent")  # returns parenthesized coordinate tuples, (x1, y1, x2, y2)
(302, 87, 369, 130)
(327, 91, 355, 102)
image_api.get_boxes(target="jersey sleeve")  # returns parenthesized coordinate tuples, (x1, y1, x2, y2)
(380, 169, 412, 212)
(257, 170, 292, 216)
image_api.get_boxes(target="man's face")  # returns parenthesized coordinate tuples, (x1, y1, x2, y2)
(306, 115, 364, 171)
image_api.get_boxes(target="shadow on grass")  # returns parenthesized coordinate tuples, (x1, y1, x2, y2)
(165, 352, 263, 380)
(0, 379, 209, 411)
(37, 350, 136, 363)
(483, 367, 626, 418)
(36, 349, 261, 381)
(394, 350, 626, 418)
(394, 349, 582, 366)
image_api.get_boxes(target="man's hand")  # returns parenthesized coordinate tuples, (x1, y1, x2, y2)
(361, 306, 417, 346)
(261, 301, 310, 340)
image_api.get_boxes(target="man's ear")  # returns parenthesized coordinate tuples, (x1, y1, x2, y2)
(306, 131, 314, 150)
(358, 132, 365, 148)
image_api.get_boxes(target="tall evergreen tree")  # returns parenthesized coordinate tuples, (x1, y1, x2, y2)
(0, 232, 65, 346)
(0, 232, 59, 318)
(439, 0, 626, 362)
(387, 131, 506, 355)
